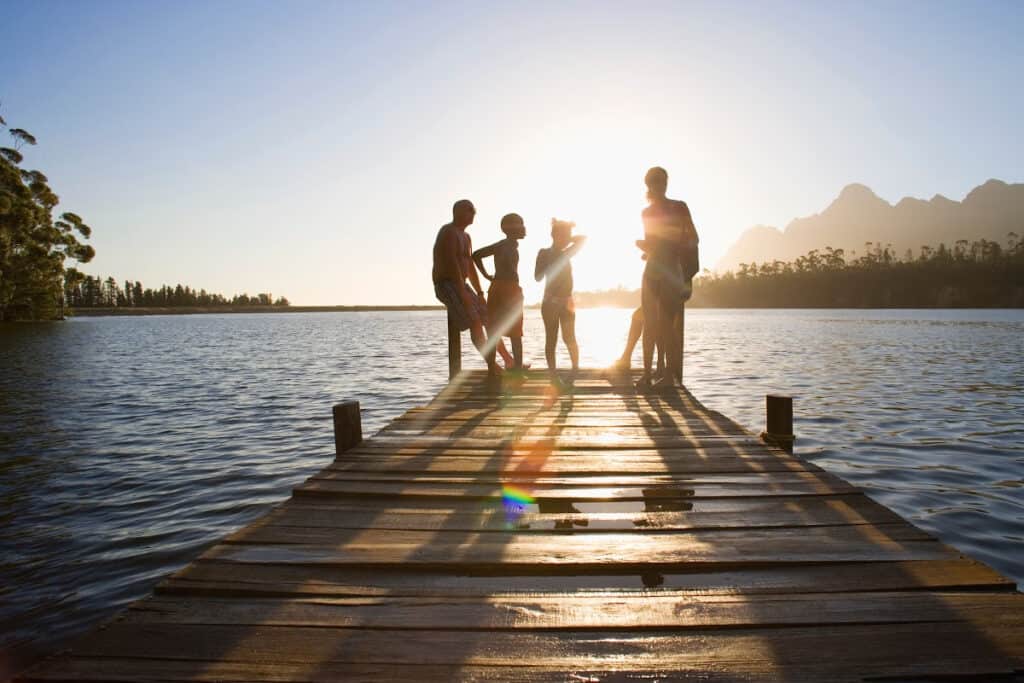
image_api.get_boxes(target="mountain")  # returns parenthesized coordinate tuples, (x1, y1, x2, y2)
(715, 179, 1024, 272)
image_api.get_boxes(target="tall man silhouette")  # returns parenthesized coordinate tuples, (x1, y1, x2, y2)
(432, 199, 510, 377)
(637, 167, 699, 389)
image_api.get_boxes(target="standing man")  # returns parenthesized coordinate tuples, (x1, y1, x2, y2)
(432, 199, 510, 377)
(637, 167, 699, 390)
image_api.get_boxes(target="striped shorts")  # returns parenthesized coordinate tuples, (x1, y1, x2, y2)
(434, 280, 487, 331)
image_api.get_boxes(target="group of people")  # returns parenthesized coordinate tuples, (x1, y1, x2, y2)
(431, 166, 699, 391)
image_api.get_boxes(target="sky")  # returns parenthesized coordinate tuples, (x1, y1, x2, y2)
(2, 0, 1022, 305)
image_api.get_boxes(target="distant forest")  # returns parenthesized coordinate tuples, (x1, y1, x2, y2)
(1, 108, 95, 321)
(66, 274, 290, 309)
(576, 236, 1024, 308)
(694, 236, 1024, 307)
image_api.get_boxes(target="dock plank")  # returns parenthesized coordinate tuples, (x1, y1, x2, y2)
(160, 558, 1015, 598)
(30, 622, 1024, 681)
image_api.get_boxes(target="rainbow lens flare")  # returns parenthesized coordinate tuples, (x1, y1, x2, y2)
(501, 485, 535, 506)
(501, 484, 536, 527)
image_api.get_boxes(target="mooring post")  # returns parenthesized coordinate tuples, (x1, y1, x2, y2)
(447, 312, 461, 380)
(762, 394, 794, 454)
(332, 401, 362, 456)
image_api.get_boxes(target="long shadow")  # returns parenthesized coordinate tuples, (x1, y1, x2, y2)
(607, 371, 1023, 680)
(298, 370, 580, 680)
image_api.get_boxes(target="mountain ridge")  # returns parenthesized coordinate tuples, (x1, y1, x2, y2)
(715, 179, 1024, 272)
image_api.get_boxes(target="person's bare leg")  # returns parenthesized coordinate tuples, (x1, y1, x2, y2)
(654, 297, 678, 387)
(666, 305, 681, 383)
(616, 307, 643, 368)
(542, 303, 559, 375)
(495, 338, 514, 369)
(511, 336, 523, 369)
(562, 308, 579, 371)
(639, 283, 657, 386)
(469, 321, 499, 374)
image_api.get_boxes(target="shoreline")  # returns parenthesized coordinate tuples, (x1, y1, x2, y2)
(65, 303, 1024, 317)
(69, 305, 446, 316)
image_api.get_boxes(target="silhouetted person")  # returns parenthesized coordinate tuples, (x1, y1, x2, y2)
(535, 218, 585, 388)
(473, 213, 528, 370)
(433, 199, 510, 377)
(636, 167, 699, 390)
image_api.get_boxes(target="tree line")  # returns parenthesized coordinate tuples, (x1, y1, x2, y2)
(1, 106, 95, 321)
(65, 274, 289, 309)
(689, 236, 1024, 308)
(570, 236, 1024, 309)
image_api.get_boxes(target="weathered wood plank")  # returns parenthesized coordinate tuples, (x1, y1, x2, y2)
(293, 479, 858, 500)
(307, 471, 853, 487)
(355, 436, 770, 450)
(16, 658, 1024, 683)
(223, 521, 935, 547)
(339, 444, 786, 457)
(159, 558, 1016, 598)
(29, 622, 1024, 674)
(329, 453, 809, 474)
(123, 591, 1024, 631)
(243, 496, 909, 533)
(202, 528, 954, 567)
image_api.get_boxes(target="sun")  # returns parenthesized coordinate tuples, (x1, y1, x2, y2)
(515, 125, 655, 297)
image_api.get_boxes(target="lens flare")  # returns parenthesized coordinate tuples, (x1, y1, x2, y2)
(501, 484, 535, 506)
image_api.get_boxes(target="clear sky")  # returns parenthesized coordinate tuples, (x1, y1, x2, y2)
(3, 0, 1022, 304)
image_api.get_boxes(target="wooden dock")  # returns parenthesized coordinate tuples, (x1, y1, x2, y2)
(21, 369, 1024, 681)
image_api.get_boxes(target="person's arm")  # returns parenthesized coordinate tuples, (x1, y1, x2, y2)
(635, 239, 649, 261)
(472, 241, 500, 282)
(534, 249, 548, 282)
(464, 234, 486, 297)
(444, 229, 477, 307)
(678, 201, 699, 278)
(563, 235, 587, 259)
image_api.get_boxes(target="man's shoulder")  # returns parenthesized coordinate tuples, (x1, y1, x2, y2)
(643, 200, 687, 216)
(437, 223, 465, 244)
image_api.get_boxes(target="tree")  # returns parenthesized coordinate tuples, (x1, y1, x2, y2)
(691, 236, 1024, 308)
(0, 106, 94, 320)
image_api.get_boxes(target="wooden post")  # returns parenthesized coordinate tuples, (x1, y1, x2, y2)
(762, 394, 794, 454)
(447, 312, 461, 381)
(332, 401, 362, 456)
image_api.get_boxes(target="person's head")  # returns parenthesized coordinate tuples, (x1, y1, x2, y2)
(500, 213, 526, 240)
(452, 199, 476, 227)
(645, 166, 668, 202)
(551, 218, 575, 248)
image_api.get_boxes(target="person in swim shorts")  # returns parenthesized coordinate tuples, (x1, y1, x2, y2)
(473, 212, 528, 371)
(432, 199, 513, 377)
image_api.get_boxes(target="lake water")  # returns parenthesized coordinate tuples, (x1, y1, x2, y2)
(1, 308, 1022, 675)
